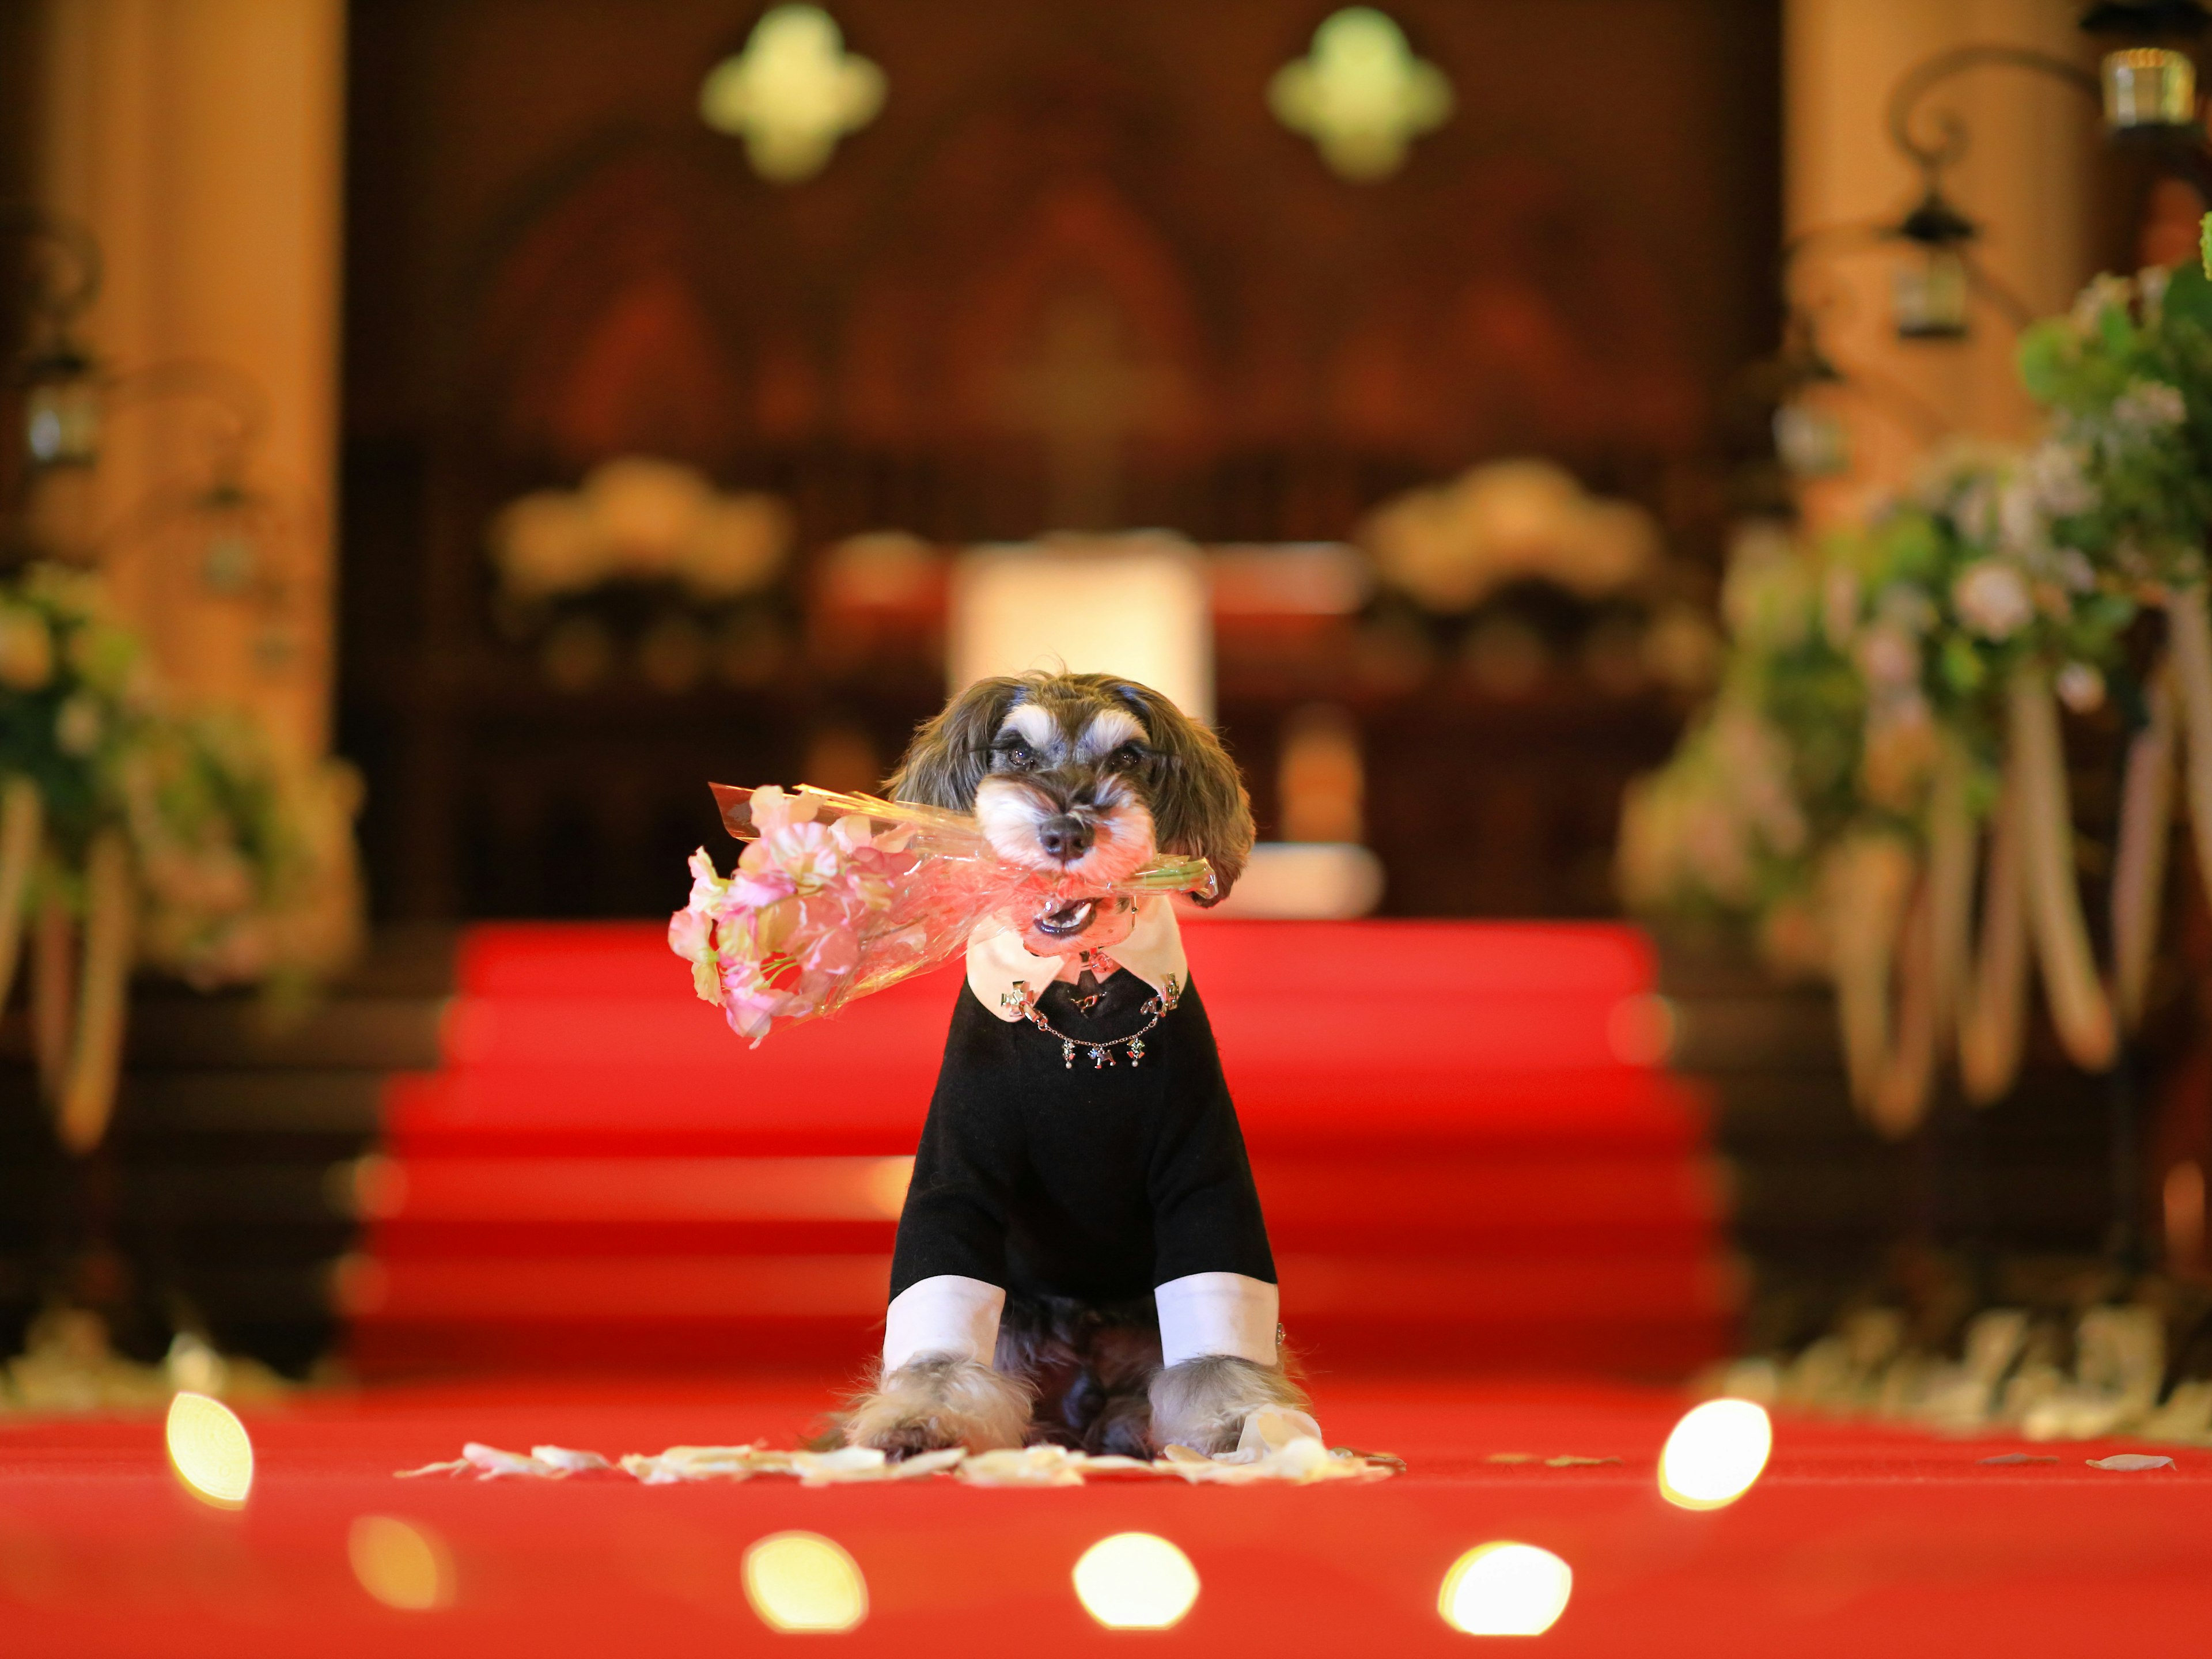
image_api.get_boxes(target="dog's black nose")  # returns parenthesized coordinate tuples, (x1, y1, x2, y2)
(1036, 815, 1093, 861)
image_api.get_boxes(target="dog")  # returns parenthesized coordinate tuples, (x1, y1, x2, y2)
(840, 670, 1316, 1460)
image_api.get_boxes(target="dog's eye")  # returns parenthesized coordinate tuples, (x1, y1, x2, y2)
(1109, 743, 1147, 770)
(995, 741, 1037, 769)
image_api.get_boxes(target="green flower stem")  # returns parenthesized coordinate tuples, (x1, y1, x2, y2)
(0, 779, 43, 1014)
(2010, 669, 2115, 1071)
(2110, 669, 2176, 1034)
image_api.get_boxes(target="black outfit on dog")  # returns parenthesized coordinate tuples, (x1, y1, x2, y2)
(889, 969, 1277, 1307)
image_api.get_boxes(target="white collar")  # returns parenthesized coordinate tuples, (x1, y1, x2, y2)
(965, 896, 1187, 1021)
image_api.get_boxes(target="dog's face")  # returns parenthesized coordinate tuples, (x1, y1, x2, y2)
(886, 672, 1253, 938)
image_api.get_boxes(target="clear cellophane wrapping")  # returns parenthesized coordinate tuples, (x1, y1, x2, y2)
(671, 783, 1214, 1043)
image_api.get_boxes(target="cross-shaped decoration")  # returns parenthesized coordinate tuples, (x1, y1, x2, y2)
(1268, 8, 1453, 182)
(699, 5, 885, 184)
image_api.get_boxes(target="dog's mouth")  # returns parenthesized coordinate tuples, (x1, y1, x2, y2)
(1031, 898, 1097, 939)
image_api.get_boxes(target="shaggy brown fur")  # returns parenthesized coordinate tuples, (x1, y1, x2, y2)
(1147, 1353, 1313, 1455)
(841, 1298, 1306, 1459)
(842, 1354, 1033, 1458)
(994, 1294, 1165, 1457)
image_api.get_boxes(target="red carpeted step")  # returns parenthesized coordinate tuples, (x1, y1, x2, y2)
(349, 921, 1729, 1377)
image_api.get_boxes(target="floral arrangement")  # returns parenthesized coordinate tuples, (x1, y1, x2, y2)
(1618, 522, 1860, 964)
(671, 783, 1214, 1044)
(0, 564, 361, 1152)
(1619, 257, 2212, 1135)
(1358, 459, 1662, 612)
(491, 457, 791, 605)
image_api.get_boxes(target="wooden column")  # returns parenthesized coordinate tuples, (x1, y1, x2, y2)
(1785, 0, 2099, 529)
(35, 0, 345, 761)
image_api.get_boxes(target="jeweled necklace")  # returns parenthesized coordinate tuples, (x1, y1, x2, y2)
(999, 970, 1182, 1069)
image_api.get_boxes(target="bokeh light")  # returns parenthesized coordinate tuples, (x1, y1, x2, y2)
(1659, 1397, 1773, 1510)
(741, 1531, 869, 1633)
(349, 1514, 456, 1611)
(1072, 1532, 1200, 1630)
(165, 1391, 253, 1508)
(1437, 1541, 1574, 1636)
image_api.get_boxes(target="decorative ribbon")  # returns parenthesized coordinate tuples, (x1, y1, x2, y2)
(2110, 666, 2176, 1035)
(1857, 652, 2179, 1122)
(2170, 584, 2212, 910)
(1827, 833, 1918, 1133)
(0, 777, 41, 1013)
(2008, 668, 2115, 1072)
(1956, 763, 2028, 1105)
(58, 830, 135, 1155)
(0, 775, 139, 1157)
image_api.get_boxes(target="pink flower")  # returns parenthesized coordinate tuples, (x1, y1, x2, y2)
(741, 819, 843, 893)
(673, 785, 1082, 1046)
(668, 905, 711, 962)
(798, 916, 861, 975)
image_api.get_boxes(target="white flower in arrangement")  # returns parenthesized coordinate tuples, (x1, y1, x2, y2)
(1854, 621, 1921, 690)
(2070, 272, 2135, 332)
(1952, 559, 2035, 641)
(2055, 661, 2106, 713)
(2110, 380, 2187, 434)
(1995, 472, 2052, 556)
(2138, 263, 2171, 320)
(54, 694, 102, 756)
(1949, 475, 1997, 546)
(2025, 441, 2097, 518)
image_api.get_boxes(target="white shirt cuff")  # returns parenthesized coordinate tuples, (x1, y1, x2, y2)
(884, 1275, 1005, 1371)
(1154, 1271, 1280, 1368)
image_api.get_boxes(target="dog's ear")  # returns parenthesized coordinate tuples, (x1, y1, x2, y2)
(885, 677, 1024, 809)
(1113, 681, 1253, 906)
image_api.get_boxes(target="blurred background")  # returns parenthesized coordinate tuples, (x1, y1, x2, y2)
(2, 0, 2209, 1439)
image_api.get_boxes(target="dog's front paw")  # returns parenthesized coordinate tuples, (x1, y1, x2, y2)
(843, 1354, 1033, 1458)
(863, 1417, 964, 1460)
(1147, 1354, 1312, 1456)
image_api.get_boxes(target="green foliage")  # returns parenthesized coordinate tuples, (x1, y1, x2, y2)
(0, 565, 348, 986)
(2016, 270, 2212, 586)
(1630, 261, 2205, 974)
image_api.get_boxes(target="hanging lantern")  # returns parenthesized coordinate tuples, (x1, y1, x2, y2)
(6, 207, 105, 472)
(1889, 191, 1978, 343)
(2101, 46, 2199, 128)
(189, 477, 271, 597)
(1893, 245, 1972, 340)
(1772, 402, 1850, 479)
(20, 340, 102, 469)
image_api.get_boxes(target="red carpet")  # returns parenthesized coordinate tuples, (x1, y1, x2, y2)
(3, 1377, 2206, 1657)
(351, 920, 1728, 1376)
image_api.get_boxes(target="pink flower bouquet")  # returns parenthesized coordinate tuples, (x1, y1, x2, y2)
(671, 783, 1214, 1043)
